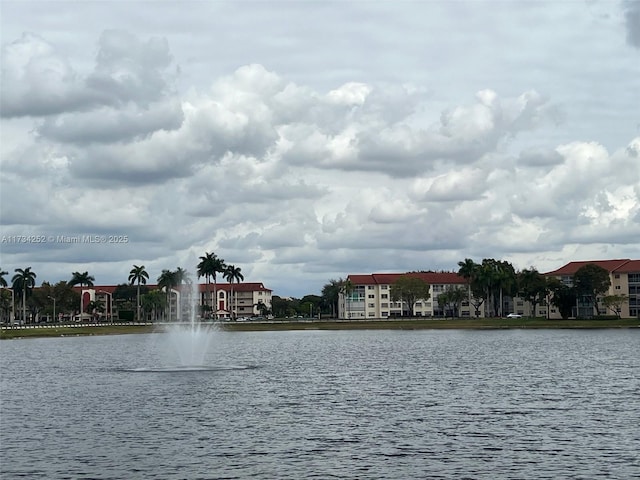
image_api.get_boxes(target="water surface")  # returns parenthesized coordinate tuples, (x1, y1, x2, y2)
(1, 329, 638, 479)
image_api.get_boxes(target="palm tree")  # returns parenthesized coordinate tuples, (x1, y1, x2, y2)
(69, 271, 95, 322)
(157, 269, 178, 321)
(141, 289, 166, 323)
(457, 258, 478, 284)
(86, 299, 105, 322)
(0, 269, 9, 324)
(12, 267, 37, 324)
(223, 265, 244, 319)
(197, 253, 215, 317)
(340, 279, 354, 319)
(174, 267, 190, 286)
(197, 252, 226, 319)
(321, 278, 343, 318)
(128, 265, 149, 323)
(69, 271, 95, 288)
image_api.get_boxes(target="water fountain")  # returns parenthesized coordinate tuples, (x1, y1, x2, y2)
(129, 271, 253, 373)
(164, 276, 217, 369)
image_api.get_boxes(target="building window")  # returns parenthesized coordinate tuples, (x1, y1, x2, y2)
(368, 312, 375, 317)
(381, 285, 388, 290)
(368, 303, 375, 308)
(382, 311, 388, 317)
(368, 285, 375, 290)
(381, 303, 388, 308)
(381, 294, 388, 299)
(368, 294, 375, 299)
(615, 285, 621, 290)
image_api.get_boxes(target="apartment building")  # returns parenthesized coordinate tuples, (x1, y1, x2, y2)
(338, 272, 473, 319)
(340, 259, 640, 320)
(544, 259, 640, 318)
(199, 282, 272, 319)
(75, 282, 272, 321)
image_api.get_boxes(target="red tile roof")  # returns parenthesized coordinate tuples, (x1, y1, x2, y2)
(612, 260, 640, 273)
(544, 259, 634, 276)
(348, 272, 466, 285)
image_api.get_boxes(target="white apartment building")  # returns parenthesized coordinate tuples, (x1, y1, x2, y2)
(337, 272, 475, 319)
(339, 259, 640, 320)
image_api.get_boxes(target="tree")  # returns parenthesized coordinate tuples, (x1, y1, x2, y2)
(339, 279, 354, 319)
(255, 300, 270, 316)
(86, 299, 105, 322)
(12, 267, 37, 324)
(390, 275, 431, 317)
(300, 294, 322, 318)
(128, 265, 149, 323)
(601, 294, 628, 318)
(198, 252, 226, 318)
(437, 290, 451, 318)
(547, 278, 577, 319)
(270, 295, 293, 318)
(69, 271, 95, 288)
(458, 259, 485, 317)
(223, 264, 244, 319)
(157, 269, 178, 321)
(457, 258, 478, 284)
(0, 289, 12, 324)
(0, 268, 11, 324)
(573, 264, 611, 316)
(477, 259, 516, 317)
(439, 285, 467, 318)
(141, 289, 167, 322)
(69, 271, 95, 321)
(174, 267, 190, 286)
(321, 278, 343, 318)
(517, 268, 549, 317)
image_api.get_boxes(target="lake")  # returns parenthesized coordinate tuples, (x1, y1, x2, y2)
(1, 328, 639, 479)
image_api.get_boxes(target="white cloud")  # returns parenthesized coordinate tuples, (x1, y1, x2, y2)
(1, 2, 639, 297)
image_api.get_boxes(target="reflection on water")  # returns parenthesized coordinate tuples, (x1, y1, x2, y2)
(1, 329, 639, 479)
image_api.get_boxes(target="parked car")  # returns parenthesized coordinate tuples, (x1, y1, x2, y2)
(506, 313, 523, 318)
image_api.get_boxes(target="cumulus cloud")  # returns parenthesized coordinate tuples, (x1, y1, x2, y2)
(1, 15, 638, 297)
(1, 33, 88, 117)
(1, 30, 174, 118)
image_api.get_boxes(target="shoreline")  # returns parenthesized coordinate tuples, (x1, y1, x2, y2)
(2, 318, 639, 339)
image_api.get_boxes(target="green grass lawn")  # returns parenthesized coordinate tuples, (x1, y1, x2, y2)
(2, 317, 638, 339)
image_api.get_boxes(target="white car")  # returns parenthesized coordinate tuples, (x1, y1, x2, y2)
(506, 313, 523, 318)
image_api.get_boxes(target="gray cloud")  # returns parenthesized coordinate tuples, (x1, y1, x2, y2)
(1, 30, 175, 118)
(2, 3, 639, 297)
(624, 0, 640, 48)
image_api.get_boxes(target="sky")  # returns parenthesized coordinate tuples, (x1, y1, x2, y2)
(1, 0, 639, 298)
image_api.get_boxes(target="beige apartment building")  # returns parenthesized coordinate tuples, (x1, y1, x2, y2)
(544, 259, 640, 319)
(338, 272, 474, 319)
(339, 259, 640, 320)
